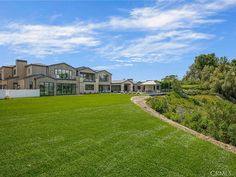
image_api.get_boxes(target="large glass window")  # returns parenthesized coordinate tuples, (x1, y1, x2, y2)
(54, 69, 73, 79)
(99, 85, 110, 92)
(80, 73, 95, 82)
(13, 82, 18, 89)
(29, 81, 33, 89)
(40, 82, 54, 96)
(111, 85, 121, 92)
(99, 74, 109, 82)
(85, 84, 94, 90)
(56, 83, 76, 95)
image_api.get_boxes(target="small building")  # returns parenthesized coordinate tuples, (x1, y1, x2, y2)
(140, 80, 160, 93)
(111, 79, 134, 93)
(133, 81, 143, 92)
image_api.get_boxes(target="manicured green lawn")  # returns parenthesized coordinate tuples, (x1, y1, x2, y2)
(0, 94, 235, 177)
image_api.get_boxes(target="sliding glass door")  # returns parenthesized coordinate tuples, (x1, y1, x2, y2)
(56, 83, 76, 95)
(40, 82, 54, 96)
(99, 85, 110, 92)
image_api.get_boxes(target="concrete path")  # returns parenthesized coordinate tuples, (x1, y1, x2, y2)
(131, 96, 236, 155)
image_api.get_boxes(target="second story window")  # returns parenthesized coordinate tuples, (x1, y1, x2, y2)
(55, 69, 72, 79)
(0, 71, 2, 80)
(99, 74, 109, 82)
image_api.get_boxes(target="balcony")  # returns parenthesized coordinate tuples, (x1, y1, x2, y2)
(80, 78, 95, 82)
(80, 73, 95, 82)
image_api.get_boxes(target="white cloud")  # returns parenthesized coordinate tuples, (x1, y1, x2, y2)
(107, 0, 236, 30)
(49, 14, 62, 22)
(96, 30, 213, 64)
(94, 0, 236, 65)
(0, 23, 99, 57)
(93, 63, 133, 70)
(0, 0, 235, 65)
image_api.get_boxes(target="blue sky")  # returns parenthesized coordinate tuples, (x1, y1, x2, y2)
(0, 0, 236, 80)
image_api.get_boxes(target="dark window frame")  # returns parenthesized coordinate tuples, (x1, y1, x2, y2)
(80, 72, 95, 82)
(56, 83, 76, 95)
(55, 69, 73, 79)
(40, 82, 54, 96)
(29, 81, 33, 89)
(99, 74, 109, 82)
(85, 84, 94, 90)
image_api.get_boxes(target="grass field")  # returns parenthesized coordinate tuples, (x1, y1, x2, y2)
(0, 94, 236, 177)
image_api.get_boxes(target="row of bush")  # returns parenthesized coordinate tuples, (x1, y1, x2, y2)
(183, 89, 212, 95)
(181, 84, 208, 90)
(147, 93, 236, 146)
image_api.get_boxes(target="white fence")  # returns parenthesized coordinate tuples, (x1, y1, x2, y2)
(0, 89, 40, 99)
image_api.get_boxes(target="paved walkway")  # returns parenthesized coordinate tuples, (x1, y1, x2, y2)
(131, 96, 236, 155)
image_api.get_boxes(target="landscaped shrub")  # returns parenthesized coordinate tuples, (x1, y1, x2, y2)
(228, 124, 236, 146)
(183, 89, 212, 95)
(4, 96, 11, 100)
(164, 112, 180, 122)
(192, 98, 201, 106)
(147, 93, 236, 145)
(148, 97, 169, 114)
(199, 117, 209, 132)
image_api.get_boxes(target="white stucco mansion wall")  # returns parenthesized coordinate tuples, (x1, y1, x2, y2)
(0, 89, 40, 99)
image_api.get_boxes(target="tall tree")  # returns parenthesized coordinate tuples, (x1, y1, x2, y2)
(184, 53, 219, 83)
(222, 66, 236, 99)
(183, 53, 236, 100)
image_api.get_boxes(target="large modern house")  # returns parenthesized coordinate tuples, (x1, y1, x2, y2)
(0, 59, 160, 96)
(0, 60, 111, 96)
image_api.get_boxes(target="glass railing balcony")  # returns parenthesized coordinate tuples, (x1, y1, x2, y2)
(83, 79, 95, 82)
(80, 78, 95, 82)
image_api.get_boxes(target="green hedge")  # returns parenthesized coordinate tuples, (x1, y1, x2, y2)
(181, 84, 207, 90)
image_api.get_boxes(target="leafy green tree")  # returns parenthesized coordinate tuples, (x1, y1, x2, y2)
(183, 53, 236, 100)
(231, 59, 236, 66)
(194, 53, 219, 70)
(222, 66, 236, 99)
(160, 75, 178, 92)
(162, 75, 178, 82)
(184, 53, 219, 83)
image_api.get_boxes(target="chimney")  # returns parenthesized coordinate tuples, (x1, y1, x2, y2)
(16, 59, 27, 78)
